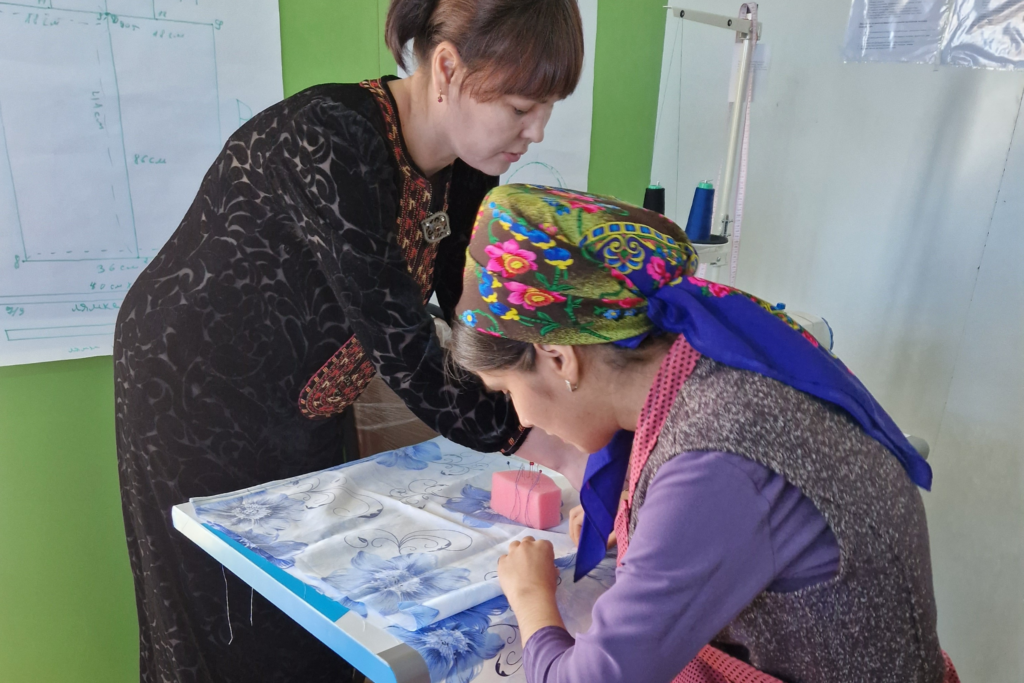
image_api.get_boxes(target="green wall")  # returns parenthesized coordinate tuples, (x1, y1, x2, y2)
(0, 1, 667, 680)
(588, 0, 666, 203)
(0, 357, 136, 683)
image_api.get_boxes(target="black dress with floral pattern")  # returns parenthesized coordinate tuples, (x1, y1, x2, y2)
(113, 78, 516, 683)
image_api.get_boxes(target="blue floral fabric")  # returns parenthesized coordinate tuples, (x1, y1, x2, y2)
(442, 485, 516, 528)
(191, 438, 580, 632)
(389, 555, 618, 683)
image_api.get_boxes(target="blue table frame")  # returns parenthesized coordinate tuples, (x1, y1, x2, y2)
(172, 503, 430, 683)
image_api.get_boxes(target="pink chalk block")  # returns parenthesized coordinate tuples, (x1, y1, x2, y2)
(490, 470, 562, 530)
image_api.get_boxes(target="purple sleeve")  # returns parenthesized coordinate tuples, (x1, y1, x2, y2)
(523, 451, 779, 683)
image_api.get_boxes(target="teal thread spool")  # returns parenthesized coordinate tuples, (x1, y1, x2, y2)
(685, 181, 715, 242)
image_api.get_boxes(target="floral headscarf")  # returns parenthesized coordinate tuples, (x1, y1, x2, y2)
(457, 185, 696, 344)
(458, 184, 817, 347)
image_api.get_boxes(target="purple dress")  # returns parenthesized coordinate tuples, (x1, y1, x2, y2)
(525, 450, 840, 683)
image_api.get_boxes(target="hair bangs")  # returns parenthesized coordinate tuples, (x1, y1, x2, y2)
(462, 0, 583, 102)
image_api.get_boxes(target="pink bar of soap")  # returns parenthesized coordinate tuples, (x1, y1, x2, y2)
(491, 470, 562, 530)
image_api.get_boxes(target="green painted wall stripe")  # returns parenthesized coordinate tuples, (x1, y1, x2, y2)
(588, 1, 667, 205)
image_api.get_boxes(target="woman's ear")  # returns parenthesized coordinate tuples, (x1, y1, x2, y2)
(534, 344, 581, 387)
(431, 41, 462, 95)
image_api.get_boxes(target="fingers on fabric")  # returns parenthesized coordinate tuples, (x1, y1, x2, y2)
(568, 505, 584, 545)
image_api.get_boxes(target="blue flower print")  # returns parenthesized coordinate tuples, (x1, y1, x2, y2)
(507, 221, 556, 248)
(323, 552, 470, 616)
(489, 204, 514, 226)
(398, 601, 441, 629)
(457, 594, 509, 631)
(507, 221, 530, 240)
(460, 310, 478, 327)
(478, 279, 498, 303)
(525, 230, 556, 248)
(602, 309, 622, 320)
(542, 196, 571, 215)
(543, 247, 574, 269)
(387, 613, 505, 683)
(338, 594, 368, 617)
(486, 302, 521, 322)
(375, 441, 443, 471)
(443, 485, 514, 528)
(207, 523, 308, 569)
(195, 492, 307, 538)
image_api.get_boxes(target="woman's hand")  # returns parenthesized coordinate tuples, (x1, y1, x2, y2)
(568, 505, 617, 548)
(569, 505, 585, 545)
(498, 536, 565, 644)
(498, 536, 559, 604)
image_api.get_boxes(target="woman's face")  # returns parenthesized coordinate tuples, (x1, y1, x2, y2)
(444, 86, 555, 176)
(476, 351, 621, 456)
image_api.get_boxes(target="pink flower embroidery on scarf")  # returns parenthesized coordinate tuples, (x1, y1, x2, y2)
(687, 275, 733, 298)
(608, 268, 636, 290)
(484, 240, 538, 278)
(602, 296, 645, 308)
(646, 257, 673, 286)
(505, 281, 567, 310)
(568, 200, 602, 214)
(706, 282, 733, 297)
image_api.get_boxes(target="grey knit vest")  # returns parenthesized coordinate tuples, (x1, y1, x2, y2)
(628, 357, 944, 683)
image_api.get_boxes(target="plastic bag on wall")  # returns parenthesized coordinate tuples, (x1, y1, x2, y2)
(843, 0, 953, 64)
(941, 0, 1024, 68)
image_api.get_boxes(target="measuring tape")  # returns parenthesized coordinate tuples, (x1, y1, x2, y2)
(728, 2, 757, 287)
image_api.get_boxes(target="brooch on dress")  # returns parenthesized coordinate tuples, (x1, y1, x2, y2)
(420, 211, 451, 244)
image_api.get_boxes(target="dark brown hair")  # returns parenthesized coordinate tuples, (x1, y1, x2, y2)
(385, 0, 584, 101)
(448, 321, 677, 378)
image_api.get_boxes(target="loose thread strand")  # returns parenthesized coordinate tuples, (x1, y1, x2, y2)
(222, 565, 234, 645)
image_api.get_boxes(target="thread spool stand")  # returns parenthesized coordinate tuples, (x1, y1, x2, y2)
(663, 4, 761, 281)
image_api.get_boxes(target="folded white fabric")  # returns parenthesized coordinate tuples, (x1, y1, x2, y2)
(191, 437, 580, 631)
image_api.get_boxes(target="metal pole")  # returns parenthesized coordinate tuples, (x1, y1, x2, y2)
(714, 17, 754, 236)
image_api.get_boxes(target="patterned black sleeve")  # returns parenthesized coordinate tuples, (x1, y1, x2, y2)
(275, 98, 519, 452)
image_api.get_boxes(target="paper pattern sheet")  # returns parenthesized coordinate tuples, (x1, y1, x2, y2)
(499, 0, 597, 190)
(0, 0, 283, 366)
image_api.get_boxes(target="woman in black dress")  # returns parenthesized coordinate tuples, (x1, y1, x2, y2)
(113, 1, 584, 681)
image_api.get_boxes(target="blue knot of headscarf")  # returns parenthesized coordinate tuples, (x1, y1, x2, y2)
(574, 265, 931, 581)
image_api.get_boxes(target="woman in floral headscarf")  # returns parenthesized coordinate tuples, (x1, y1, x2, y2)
(448, 185, 957, 683)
